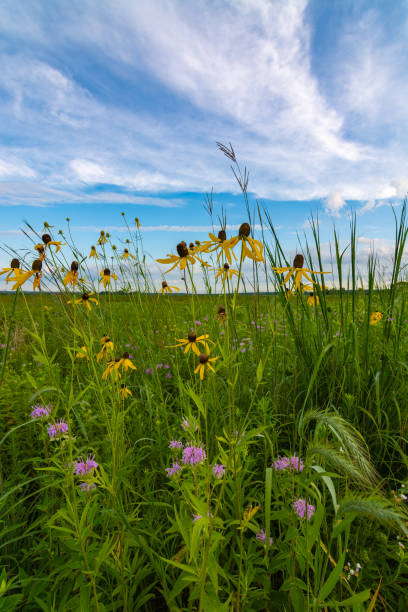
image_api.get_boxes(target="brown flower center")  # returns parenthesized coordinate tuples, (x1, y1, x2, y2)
(10, 258, 20, 269)
(238, 223, 250, 238)
(71, 261, 79, 272)
(103, 268, 110, 276)
(188, 333, 197, 343)
(189, 242, 195, 249)
(123, 352, 130, 359)
(124, 249, 129, 254)
(293, 254, 304, 268)
(176, 241, 189, 258)
(82, 293, 89, 301)
(223, 263, 230, 270)
(217, 305, 226, 314)
(199, 353, 209, 364)
(162, 281, 168, 288)
(42, 234, 51, 244)
(32, 259, 42, 272)
(218, 229, 226, 242)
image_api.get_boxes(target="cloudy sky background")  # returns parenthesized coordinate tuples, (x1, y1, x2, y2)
(1, 0, 407, 290)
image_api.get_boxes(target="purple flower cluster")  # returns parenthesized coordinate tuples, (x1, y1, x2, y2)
(169, 440, 183, 449)
(166, 462, 182, 477)
(293, 498, 315, 520)
(47, 420, 69, 440)
(212, 464, 226, 479)
(256, 529, 274, 546)
(73, 456, 99, 475)
(80, 482, 97, 492)
(274, 455, 304, 472)
(30, 404, 52, 419)
(193, 511, 213, 523)
(182, 445, 206, 465)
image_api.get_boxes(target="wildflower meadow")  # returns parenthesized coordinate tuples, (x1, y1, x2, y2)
(1, 145, 408, 611)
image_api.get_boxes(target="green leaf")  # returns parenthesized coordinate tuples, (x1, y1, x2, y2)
(327, 589, 371, 606)
(318, 548, 346, 601)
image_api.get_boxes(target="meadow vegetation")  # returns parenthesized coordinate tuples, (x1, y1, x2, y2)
(1, 144, 408, 610)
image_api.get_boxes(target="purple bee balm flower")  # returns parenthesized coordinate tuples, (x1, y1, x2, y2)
(256, 529, 273, 546)
(145, 368, 152, 374)
(157, 363, 163, 369)
(80, 482, 97, 492)
(30, 404, 52, 419)
(193, 511, 213, 523)
(195, 320, 201, 326)
(274, 455, 304, 472)
(47, 420, 68, 440)
(293, 498, 315, 520)
(182, 445, 206, 465)
(169, 440, 183, 449)
(166, 373, 172, 379)
(125, 343, 131, 347)
(74, 456, 99, 475)
(212, 464, 226, 478)
(164, 364, 170, 369)
(165, 462, 182, 477)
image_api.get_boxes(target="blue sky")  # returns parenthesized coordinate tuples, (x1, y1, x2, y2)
(1, 0, 407, 289)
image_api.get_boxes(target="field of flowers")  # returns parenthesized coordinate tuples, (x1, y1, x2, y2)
(1, 150, 408, 611)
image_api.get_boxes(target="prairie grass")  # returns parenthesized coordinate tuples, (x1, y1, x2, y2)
(1, 146, 408, 611)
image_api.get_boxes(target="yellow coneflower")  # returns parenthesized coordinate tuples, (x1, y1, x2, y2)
(119, 384, 132, 398)
(99, 268, 118, 288)
(11, 259, 42, 291)
(121, 248, 136, 260)
(200, 229, 238, 266)
(98, 230, 108, 245)
(223, 223, 264, 263)
(273, 254, 330, 292)
(156, 241, 209, 274)
(135, 218, 141, 228)
(216, 305, 226, 323)
(102, 359, 121, 381)
(68, 292, 98, 311)
(214, 262, 240, 283)
(307, 292, 319, 306)
(89, 245, 98, 259)
(97, 335, 114, 361)
(194, 352, 219, 380)
(76, 346, 88, 359)
(34, 233, 64, 254)
(114, 352, 136, 374)
(0, 258, 23, 282)
(168, 332, 212, 356)
(63, 261, 79, 286)
(160, 280, 180, 295)
(32, 260, 42, 291)
(34, 244, 46, 261)
(370, 310, 383, 325)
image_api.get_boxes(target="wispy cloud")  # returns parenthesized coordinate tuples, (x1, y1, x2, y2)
(0, 0, 407, 207)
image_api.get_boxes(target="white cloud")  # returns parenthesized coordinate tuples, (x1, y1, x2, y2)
(0, 158, 36, 179)
(0, 0, 407, 205)
(324, 193, 346, 217)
